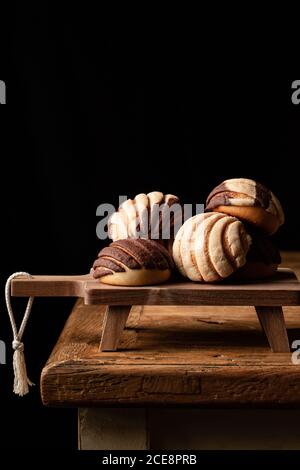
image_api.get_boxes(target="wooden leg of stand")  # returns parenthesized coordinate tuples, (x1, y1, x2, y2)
(255, 306, 290, 352)
(99, 305, 131, 352)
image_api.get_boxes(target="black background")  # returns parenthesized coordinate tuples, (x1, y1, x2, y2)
(1, 5, 300, 450)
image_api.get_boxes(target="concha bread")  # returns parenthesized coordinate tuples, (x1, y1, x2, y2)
(108, 191, 181, 246)
(172, 212, 252, 282)
(92, 238, 174, 286)
(205, 178, 284, 235)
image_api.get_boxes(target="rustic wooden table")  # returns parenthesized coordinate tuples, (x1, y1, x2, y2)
(40, 252, 300, 450)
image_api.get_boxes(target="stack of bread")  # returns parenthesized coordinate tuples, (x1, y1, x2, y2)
(174, 179, 284, 282)
(92, 179, 284, 286)
(93, 191, 180, 285)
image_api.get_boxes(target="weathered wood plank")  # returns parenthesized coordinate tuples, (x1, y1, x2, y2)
(40, 253, 300, 406)
(43, 363, 300, 407)
(41, 303, 300, 406)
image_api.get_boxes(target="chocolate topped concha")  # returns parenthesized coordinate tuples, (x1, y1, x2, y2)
(108, 191, 182, 250)
(233, 234, 281, 280)
(92, 238, 174, 286)
(205, 178, 284, 235)
(172, 212, 252, 282)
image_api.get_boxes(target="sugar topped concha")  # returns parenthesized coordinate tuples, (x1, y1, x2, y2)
(108, 191, 181, 249)
(172, 212, 252, 282)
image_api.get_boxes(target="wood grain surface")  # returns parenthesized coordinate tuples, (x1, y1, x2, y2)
(99, 306, 131, 351)
(11, 268, 300, 306)
(40, 253, 300, 406)
(255, 306, 290, 352)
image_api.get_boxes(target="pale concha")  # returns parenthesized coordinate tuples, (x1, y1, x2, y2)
(108, 191, 181, 247)
(172, 212, 252, 282)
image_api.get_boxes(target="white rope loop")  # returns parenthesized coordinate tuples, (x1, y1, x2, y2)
(5, 272, 34, 396)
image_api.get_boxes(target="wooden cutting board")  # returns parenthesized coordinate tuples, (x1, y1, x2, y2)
(11, 268, 300, 306)
(11, 268, 300, 352)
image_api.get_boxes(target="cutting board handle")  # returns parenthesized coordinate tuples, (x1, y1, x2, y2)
(11, 274, 92, 298)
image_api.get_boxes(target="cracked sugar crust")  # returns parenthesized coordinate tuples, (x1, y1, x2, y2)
(173, 212, 251, 283)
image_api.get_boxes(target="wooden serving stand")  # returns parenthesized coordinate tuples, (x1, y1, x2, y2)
(11, 268, 300, 353)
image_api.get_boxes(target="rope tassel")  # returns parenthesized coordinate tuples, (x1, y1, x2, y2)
(12, 340, 34, 396)
(5, 272, 35, 396)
